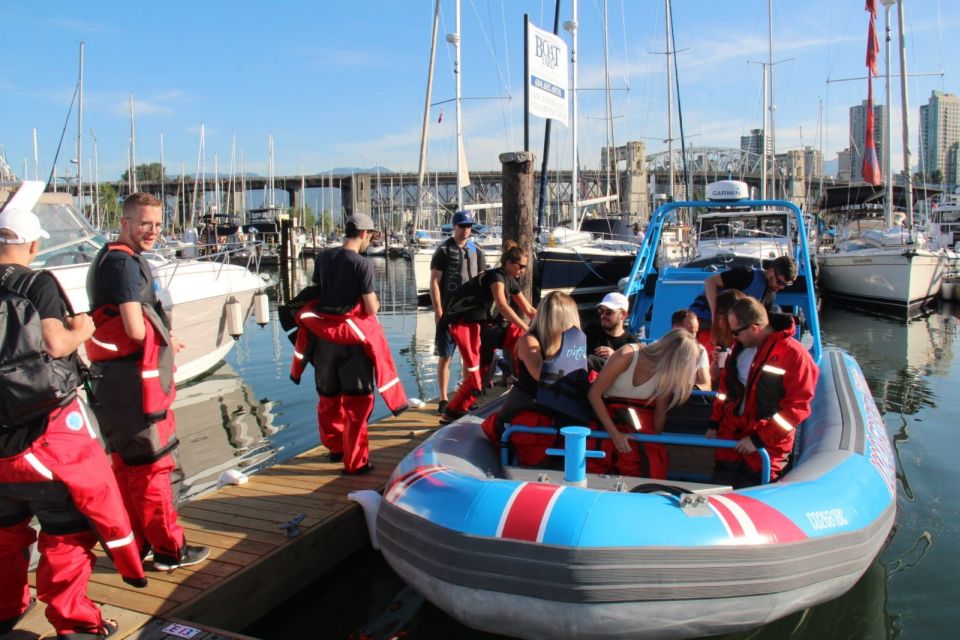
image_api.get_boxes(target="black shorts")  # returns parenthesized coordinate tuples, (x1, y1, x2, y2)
(312, 340, 375, 396)
(0, 481, 88, 535)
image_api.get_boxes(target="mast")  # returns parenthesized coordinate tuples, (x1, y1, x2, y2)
(128, 94, 137, 193)
(414, 0, 441, 234)
(565, 0, 580, 225)
(77, 40, 84, 210)
(602, 0, 616, 209)
(450, 0, 464, 210)
(32, 128, 39, 180)
(882, 0, 894, 226)
(895, 0, 913, 220)
(160, 131, 165, 225)
(767, 0, 776, 200)
(665, 0, 674, 200)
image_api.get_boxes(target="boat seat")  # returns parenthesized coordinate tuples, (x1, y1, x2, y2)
(647, 267, 712, 338)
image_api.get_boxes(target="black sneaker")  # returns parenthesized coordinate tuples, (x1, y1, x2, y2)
(327, 452, 344, 463)
(153, 545, 210, 571)
(437, 399, 449, 415)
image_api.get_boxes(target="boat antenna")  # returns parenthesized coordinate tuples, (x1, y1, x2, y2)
(535, 0, 562, 231)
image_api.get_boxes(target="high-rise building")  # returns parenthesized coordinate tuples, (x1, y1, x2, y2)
(919, 90, 960, 184)
(849, 99, 886, 184)
(803, 146, 823, 180)
(740, 129, 771, 157)
(837, 148, 852, 183)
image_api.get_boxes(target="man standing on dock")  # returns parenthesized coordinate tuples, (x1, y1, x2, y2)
(0, 207, 147, 638)
(430, 210, 486, 415)
(304, 213, 386, 475)
(86, 193, 209, 571)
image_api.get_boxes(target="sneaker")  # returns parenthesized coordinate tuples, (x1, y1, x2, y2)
(327, 452, 344, 463)
(153, 545, 210, 571)
(439, 408, 465, 425)
(437, 399, 449, 415)
(342, 463, 375, 476)
(140, 546, 154, 563)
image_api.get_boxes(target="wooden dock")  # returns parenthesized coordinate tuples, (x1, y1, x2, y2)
(14, 405, 444, 639)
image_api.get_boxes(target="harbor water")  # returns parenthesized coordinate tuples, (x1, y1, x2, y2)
(173, 258, 957, 639)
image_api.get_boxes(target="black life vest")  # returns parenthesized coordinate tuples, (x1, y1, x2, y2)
(690, 267, 769, 322)
(0, 265, 81, 427)
(535, 327, 593, 425)
(439, 238, 482, 302)
(441, 269, 497, 325)
(86, 243, 168, 326)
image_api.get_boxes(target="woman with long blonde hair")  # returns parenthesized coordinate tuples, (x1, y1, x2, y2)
(588, 328, 699, 477)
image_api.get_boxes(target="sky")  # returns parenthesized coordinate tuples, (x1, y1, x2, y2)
(1, 0, 958, 184)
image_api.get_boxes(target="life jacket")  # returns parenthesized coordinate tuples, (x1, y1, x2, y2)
(534, 327, 593, 425)
(0, 265, 82, 427)
(600, 398, 668, 479)
(290, 300, 408, 416)
(690, 267, 768, 322)
(440, 269, 497, 326)
(85, 244, 175, 422)
(439, 238, 482, 303)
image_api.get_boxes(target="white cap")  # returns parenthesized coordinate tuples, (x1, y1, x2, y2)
(0, 208, 50, 244)
(597, 291, 629, 312)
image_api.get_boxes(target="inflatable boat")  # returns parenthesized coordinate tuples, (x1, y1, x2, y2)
(376, 184, 896, 639)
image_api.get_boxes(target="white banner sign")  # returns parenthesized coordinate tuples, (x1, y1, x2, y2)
(527, 22, 569, 127)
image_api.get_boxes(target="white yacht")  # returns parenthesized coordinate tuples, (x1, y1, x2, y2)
(2, 180, 270, 382)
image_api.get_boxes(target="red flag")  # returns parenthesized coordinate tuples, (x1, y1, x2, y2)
(865, 0, 877, 18)
(862, 79, 882, 186)
(866, 16, 879, 77)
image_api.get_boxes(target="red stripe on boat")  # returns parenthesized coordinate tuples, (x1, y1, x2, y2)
(708, 496, 746, 538)
(385, 465, 446, 504)
(723, 493, 807, 543)
(498, 483, 562, 541)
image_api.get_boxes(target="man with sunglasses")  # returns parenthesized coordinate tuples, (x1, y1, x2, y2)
(87, 193, 209, 571)
(585, 292, 638, 372)
(689, 256, 797, 349)
(429, 210, 486, 415)
(706, 297, 818, 488)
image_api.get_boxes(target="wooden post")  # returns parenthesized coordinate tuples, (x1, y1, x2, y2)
(500, 151, 537, 300)
(279, 217, 291, 302)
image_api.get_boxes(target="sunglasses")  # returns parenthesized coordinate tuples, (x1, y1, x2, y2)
(730, 323, 754, 337)
(775, 275, 793, 288)
(598, 307, 620, 316)
(512, 260, 528, 270)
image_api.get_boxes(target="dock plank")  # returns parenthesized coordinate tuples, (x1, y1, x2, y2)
(13, 407, 442, 638)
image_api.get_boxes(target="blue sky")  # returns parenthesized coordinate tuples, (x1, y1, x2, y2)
(1, 0, 957, 182)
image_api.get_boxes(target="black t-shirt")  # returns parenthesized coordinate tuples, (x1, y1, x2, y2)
(430, 238, 486, 305)
(312, 247, 376, 312)
(584, 323, 639, 371)
(91, 250, 150, 308)
(720, 266, 775, 309)
(0, 265, 69, 455)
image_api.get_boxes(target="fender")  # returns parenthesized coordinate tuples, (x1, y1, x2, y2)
(291, 300, 408, 416)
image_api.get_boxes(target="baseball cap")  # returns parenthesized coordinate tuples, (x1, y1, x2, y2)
(452, 210, 475, 226)
(347, 213, 376, 231)
(597, 292, 629, 312)
(0, 208, 50, 244)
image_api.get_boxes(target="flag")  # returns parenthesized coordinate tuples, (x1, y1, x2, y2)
(862, 79, 882, 186)
(866, 15, 879, 77)
(437, 107, 444, 124)
(865, 0, 877, 18)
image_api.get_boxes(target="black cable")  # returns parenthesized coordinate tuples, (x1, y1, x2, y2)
(46, 82, 79, 189)
(669, 7, 690, 202)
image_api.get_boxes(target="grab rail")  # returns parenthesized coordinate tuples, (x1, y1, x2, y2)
(500, 424, 771, 485)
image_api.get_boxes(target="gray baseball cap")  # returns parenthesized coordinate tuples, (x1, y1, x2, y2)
(347, 213, 376, 231)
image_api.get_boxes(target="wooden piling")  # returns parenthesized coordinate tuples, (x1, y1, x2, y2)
(500, 151, 537, 300)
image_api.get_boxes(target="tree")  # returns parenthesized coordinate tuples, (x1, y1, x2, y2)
(121, 162, 168, 184)
(96, 183, 123, 229)
(930, 169, 944, 185)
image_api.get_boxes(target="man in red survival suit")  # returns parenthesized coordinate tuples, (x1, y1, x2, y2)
(85, 193, 209, 571)
(0, 207, 147, 639)
(291, 213, 402, 475)
(707, 297, 819, 488)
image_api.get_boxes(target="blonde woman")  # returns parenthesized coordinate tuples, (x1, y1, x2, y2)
(481, 291, 588, 466)
(588, 329, 699, 478)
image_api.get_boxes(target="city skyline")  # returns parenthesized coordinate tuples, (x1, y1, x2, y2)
(2, 0, 958, 183)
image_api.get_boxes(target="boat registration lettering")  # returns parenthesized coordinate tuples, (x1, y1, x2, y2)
(162, 624, 200, 638)
(852, 257, 873, 264)
(805, 508, 848, 530)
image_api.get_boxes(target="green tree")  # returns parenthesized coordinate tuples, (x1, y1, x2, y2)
(96, 183, 123, 229)
(121, 162, 168, 184)
(930, 169, 944, 184)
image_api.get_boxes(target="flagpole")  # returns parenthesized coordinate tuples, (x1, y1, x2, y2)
(882, 0, 894, 227)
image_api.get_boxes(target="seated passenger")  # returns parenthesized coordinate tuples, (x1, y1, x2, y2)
(707, 297, 819, 488)
(480, 291, 589, 467)
(670, 309, 711, 390)
(709, 289, 746, 385)
(588, 329, 699, 479)
(585, 292, 639, 372)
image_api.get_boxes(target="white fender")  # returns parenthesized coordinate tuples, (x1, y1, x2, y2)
(348, 489, 383, 551)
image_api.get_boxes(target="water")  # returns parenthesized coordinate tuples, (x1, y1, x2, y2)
(172, 260, 960, 638)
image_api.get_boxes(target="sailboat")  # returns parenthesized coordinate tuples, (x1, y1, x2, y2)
(817, 0, 945, 312)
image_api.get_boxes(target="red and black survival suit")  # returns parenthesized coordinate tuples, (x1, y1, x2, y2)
(710, 314, 819, 484)
(1, 263, 145, 638)
(85, 243, 186, 560)
(291, 247, 406, 473)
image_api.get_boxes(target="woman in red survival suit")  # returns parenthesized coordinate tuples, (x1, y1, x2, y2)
(480, 291, 592, 467)
(587, 329, 700, 479)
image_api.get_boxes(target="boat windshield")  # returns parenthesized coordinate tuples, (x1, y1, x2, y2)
(699, 214, 788, 239)
(31, 201, 106, 268)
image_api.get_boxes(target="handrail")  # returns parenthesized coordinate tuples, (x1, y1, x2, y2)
(500, 424, 772, 485)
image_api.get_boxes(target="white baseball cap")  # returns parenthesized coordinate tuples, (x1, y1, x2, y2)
(0, 208, 50, 244)
(597, 291, 629, 312)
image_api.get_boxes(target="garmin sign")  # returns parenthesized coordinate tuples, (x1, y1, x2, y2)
(706, 180, 750, 201)
(527, 22, 569, 127)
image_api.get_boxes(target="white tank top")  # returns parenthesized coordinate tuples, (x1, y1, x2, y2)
(604, 347, 661, 400)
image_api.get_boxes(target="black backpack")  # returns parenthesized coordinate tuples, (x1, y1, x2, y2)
(0, 266, 80, 427)
(441, 272, 495, 325)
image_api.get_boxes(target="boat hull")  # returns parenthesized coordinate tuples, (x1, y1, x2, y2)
(536, 245, 636, 307)
(818, 248, 946, 310)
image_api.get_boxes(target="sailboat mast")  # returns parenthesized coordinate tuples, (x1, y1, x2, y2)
(453, 0, 464, 210)
(77, 40, 84, 212)
(895, 0, 913, 220)
(414, 0, 441, 235)
(567, 0, 580, 227)
(129, 94, 137, 193)
(882, 0, 894, 226)
(665, 0, 674, 200)
(160, 131, 165, 225)
(767, 0, 776, 200)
